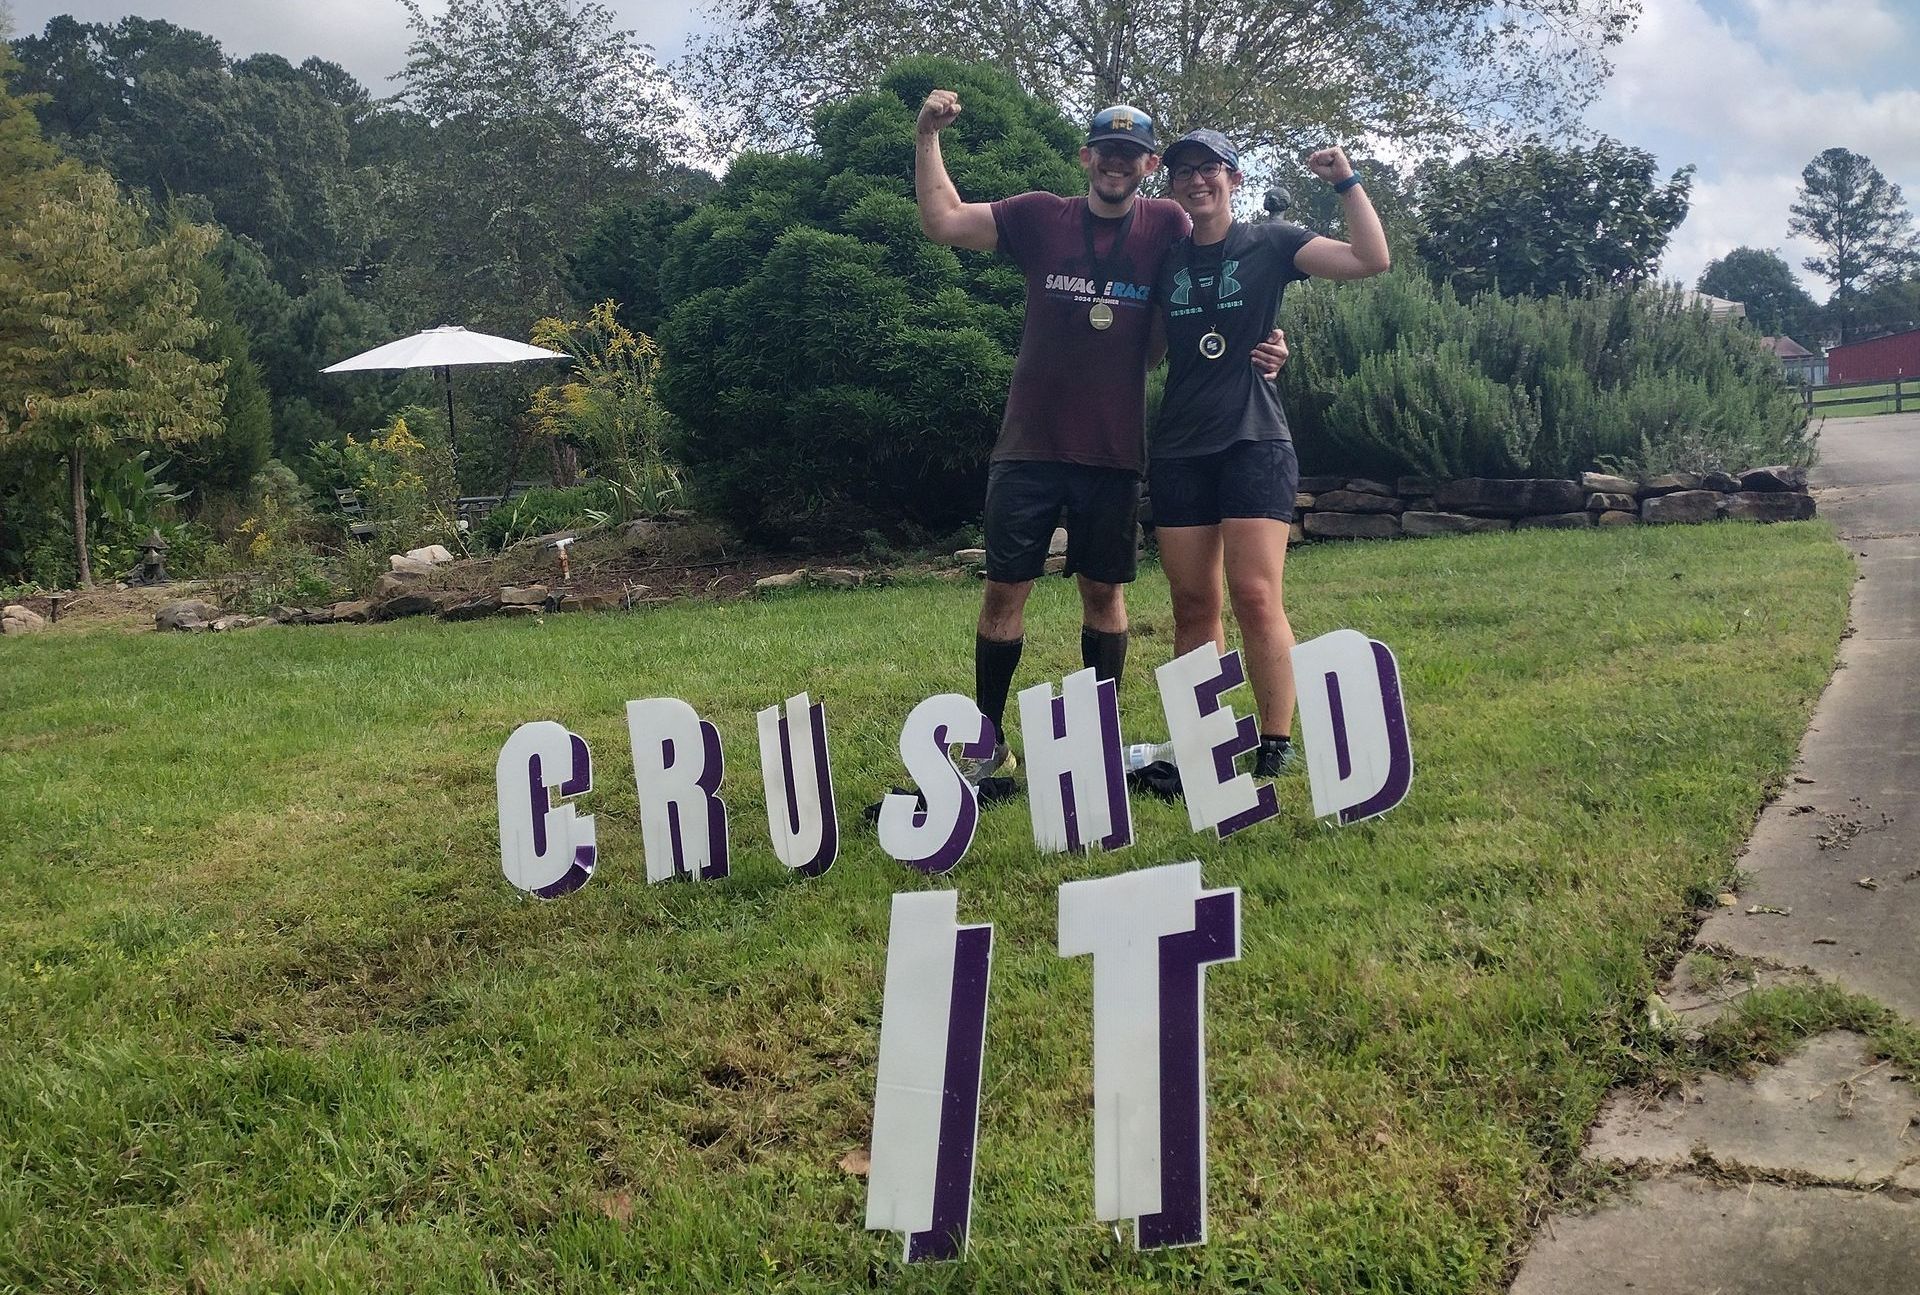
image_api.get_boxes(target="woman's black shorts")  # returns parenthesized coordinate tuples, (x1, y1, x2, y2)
(1148, 439, 1299, 528)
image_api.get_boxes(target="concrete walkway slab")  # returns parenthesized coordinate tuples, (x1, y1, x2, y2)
(1511, 416, 1920, 1293)
(1511, 1179, 1920, 1295)
(1585, 1031, 1920, 1187)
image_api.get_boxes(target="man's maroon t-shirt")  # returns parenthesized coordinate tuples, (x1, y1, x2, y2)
(989, 193, 1189, 472)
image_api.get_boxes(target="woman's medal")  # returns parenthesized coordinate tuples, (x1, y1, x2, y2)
(1198, 330, 1227, 359)
(1089, 302, 1115, 330)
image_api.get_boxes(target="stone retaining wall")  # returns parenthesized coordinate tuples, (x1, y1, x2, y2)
(1290, 467, 1814, 542)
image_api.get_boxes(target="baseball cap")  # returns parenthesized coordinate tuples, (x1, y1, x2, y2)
(1164, 129, 1240, 171)
(1086, 105, 1159, 153)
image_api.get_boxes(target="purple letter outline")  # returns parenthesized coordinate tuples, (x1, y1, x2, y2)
(1017, 667, 1133, 854)
(756, 692, 839, 878)
(877, 693, 994, 874)
(1291, 629, 1414, 825)
(1155, 644, 1279, 838)
(626, 697, 731, 883)
(495, 721, 597, 899)
(865, 890, 994, 1262)
(1059, 861, 1242, 1249)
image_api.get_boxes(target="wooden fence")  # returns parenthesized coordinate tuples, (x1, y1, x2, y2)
(1800, 375, 1913, 415)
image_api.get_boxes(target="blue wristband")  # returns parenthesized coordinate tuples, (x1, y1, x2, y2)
(1332, 172, 1362, 194)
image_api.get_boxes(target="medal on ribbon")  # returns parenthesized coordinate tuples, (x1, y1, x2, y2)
(1081, 203, 1135, 333)
(1198, 330, 1227, 360)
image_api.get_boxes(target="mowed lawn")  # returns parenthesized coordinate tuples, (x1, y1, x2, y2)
(0, 522, 1851, 1294)
(1809, 380, 1917, 418)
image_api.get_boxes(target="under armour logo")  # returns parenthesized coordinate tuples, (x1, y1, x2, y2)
(1221, 260, 1242, 298)
(1171, 268, 1191, 305)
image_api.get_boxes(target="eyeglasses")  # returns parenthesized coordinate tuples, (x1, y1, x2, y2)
(1169, 161, 1228, 182)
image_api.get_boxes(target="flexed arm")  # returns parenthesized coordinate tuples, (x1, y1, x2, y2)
(915, 90, 999, 252)
(1293, 147, 1391, 281)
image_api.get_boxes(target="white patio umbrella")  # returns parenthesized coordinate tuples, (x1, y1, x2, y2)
(322, 325, 568, 492)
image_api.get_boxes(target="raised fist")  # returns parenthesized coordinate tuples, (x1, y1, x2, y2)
(1306, 147, 1355, 184)
(918, 90, 963, 137)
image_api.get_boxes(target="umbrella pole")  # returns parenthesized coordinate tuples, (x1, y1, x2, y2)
(441, 364, 460, 498)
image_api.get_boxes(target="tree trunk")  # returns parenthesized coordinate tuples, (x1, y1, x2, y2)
(69, 444, 92, 588)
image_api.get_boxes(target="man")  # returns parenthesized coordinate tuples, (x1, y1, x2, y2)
(915, 90, 1286, 781)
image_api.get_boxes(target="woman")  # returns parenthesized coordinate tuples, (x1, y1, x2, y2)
(1149, 130, 1391, 776)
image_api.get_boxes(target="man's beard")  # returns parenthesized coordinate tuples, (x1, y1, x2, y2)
(1093, 172, 1142, 202)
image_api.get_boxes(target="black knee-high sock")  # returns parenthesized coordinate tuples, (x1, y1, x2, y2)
(975, 634, 1023, 743)
(1081, 626, 1129, 685)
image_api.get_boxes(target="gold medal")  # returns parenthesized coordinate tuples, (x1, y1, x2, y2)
(1089, 302, 1115, 330)
(1199, 330, 1227, 360)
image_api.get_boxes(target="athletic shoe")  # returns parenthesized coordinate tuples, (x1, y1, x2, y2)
(1253, 736, 1301, 778)
(961, 741, 1017, 786)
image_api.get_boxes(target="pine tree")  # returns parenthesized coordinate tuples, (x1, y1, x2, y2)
(0, 169, 225, 585)
(1789, 148, 1920, 343)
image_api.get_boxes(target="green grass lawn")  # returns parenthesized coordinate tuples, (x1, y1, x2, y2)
(1808, 380, 1916, 417)
(0, 522, 1852, 1293)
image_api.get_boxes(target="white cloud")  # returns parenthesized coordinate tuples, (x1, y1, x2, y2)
(1591, 0, 1920, 299)
(1744, 0, 1905, 73)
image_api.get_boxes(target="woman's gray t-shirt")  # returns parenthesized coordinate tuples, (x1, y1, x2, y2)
(1152, 220, 1315, 459)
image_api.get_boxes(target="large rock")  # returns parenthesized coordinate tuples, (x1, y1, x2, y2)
(952, 548, 986, 565)
(440, 593, 504, 621)
(1296, 475, 1347, 494)
(1293, 492, 1315, 512)
(1699, 470, 1741, 492)
(1048, 527, 1068, 556)
(1738, 464, 1808, 492)
(1343, 478, 1395, 497)
(812, 567, 864, 589)
(1514, 512, 1593, 530)
(753, 571, 806, 592)
(1641, 490, 1724, 524)
(1635, 472, 1702, 498)
(1312, 489, 1403, 515)
(1043, 554, 1068, 574)
(373, 590, 447, 620)
(1725, 491, 1816, 522)
(155, 599, 222, 632)
(1395, 475, 1438, 498)
(404, 544, 455, 565)
(330, 600, 372, 624)
(1596, 510, 1639, 526)
(498, 584, 550, 606)
(1586, 491, 1637, 512)
(1, 604, 47, 634)
(388, 554, 438, 575)
(372, 571, 426, 600)
(1399, 512, 1511, 537)
(1303, 512, 1400, 539)
(1579, 471, 1636, 495)
(209, 615, 271, 632)
(1431, 478, 1584, 517)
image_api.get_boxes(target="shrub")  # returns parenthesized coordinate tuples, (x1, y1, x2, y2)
(530, 302, 682, 518)
(1277, 270, 1813, 480)
(471, 480, 620, 551)
(655, 57, 1079, 542)
(306, 407, 459, 553)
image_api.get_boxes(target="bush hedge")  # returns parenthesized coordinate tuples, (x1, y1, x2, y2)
(1276, 270, 1814, 480)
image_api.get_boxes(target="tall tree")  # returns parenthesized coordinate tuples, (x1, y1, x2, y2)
(682, 0, 1637, 164)
(388, 0, 686, 331)
(1696, 247, 1821, 343)
(0, 170, 224, 585)
(1418, 137, 1692, 299)
(11, 18, 376, 289)
(1789, 148, 1918, 343)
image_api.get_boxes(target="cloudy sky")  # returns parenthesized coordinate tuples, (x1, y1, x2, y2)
(8, 0, 1917, 301)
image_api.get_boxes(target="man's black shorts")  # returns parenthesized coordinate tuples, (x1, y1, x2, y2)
(1148, 439, 1299, 527)
(984, 461, 1140, 584)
